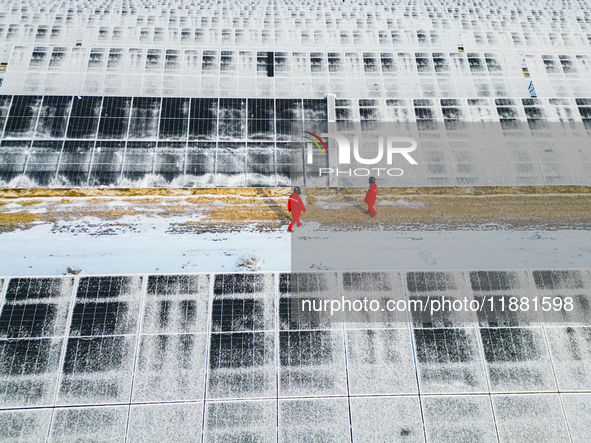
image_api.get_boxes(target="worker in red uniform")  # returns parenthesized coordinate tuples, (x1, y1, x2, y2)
(365, 176, 377, 217)
(287, 186, 306, 231)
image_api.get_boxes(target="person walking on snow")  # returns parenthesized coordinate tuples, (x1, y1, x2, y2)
(287, 186, 306, 231)
(365, 176, 377, 217)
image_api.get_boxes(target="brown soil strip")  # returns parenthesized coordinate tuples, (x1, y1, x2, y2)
(1, 186, 590, 234)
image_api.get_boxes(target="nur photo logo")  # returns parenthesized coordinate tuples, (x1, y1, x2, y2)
(303, 132, 419, 177)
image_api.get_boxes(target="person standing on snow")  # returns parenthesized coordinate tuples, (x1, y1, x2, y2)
(287, 186, 306, 231)
(365, 176, 377, 217)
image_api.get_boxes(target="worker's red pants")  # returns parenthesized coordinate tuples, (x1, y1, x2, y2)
(288, 217, 302, 230)
(366, 203, 377, 217)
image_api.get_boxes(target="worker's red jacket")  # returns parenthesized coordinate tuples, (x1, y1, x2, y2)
(288, 193, 306, 217)
(364, 183, 377, 205)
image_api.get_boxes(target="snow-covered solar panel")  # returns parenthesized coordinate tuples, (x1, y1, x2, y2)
(0, 270, 589, 440)
(0, 96, 326, 187)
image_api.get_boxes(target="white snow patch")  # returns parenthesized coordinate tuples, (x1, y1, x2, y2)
(211, 200, 228, 207)
(315, 201, 359, 210)
(376, 199, 425, 208)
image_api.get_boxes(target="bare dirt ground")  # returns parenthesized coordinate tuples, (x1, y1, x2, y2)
(1, 186, 590, 234)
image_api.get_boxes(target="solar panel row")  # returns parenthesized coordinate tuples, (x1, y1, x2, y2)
(0, 270, 589, 441)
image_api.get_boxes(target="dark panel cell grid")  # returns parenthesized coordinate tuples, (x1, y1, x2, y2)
(63, 336, 125, 374)
(188, 118, 217, 140)
(0, 304, 57, 338)
(213, 274, 262, 296)
(209, 332, 266, 369)
(8, 96, 42, 118)
(211, 298, 264, 332)
(480, 328, 538, 363)
(303, 99, 327, 119)
(218, 99, 246, 119)
(36, 99, 70, 138)
(160, 97, 190, 119)
(342, 272, 393, 292)
(70, 302, 129, 336)
(147, 275, 196, 295)
(190, 98, 218, 120)
(186, 144, 216, 175)
(247, 119, 274, 140)
(414, 328, 472, 364)
(0, 338, 53, 375)
(4, 116, 38, 138)
(76, 276, 125, 299)
(532, 270, 585, 290)
(406, 271, 457, 292)
(69, 96, 102, 117)
(24, 142, 62, 184)
(97, 117, 129, 140)
(279, 273, 330, 294)
(138, 334, 195, 372)
(247, 99, 274, 120)
(89, 143, 125, 186)
(100, 97, 131, 118)
(279, 330, 332, 366)
(276, 99, 302, 120)
(38, 96, 72, 118)
(218, 119, 246, 140)
(470, 271, 517, 291)
(159, 118, 188, 140)
(5, 278, 66, 301)
(30, 140, 63, 154)
(131, 97, 161, 118)
(66, 116, 99, 139)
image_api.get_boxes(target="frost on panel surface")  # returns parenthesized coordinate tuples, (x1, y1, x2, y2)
(0, 409, 52, 443)
(128, 403, 204, 443)
(0, 96, 326, 188)
(343, 272, 418, 395)
(470, 271, 557, 393)
(0, 277, 74, 407)
(561, 393, 591, 443)
(406, 271, 488, 394)
(89, 141, 125, 186)
(207, 273, 276, 399)
(133, 274, 210, 402)
(3, 96, 41, 140)
(421, 395, 498, 443)
(279, 398, 350, 443)
(346, 328, 417, 395)
(0, 140, 30, 187)
(492, 394, 570, 443)
(350, 396, 424, 443)
(204, 400, 276, 443)
(532, 269, 591, 325)
(57, 275, 142, 405)
(278, 272, 347, 397)
(48, 406, 127, 443)
(533, 270, 591, 391)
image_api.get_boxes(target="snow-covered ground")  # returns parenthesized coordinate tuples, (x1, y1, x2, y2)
(1, 216, 589, 276)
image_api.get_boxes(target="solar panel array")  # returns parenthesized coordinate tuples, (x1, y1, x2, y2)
(2, 93, 591, 188)
(2, 0, 591, 98)
(2, 0, 591, 189)
(0, 96, 326, 187)
(1, 270, 590, 442)
(6, 46, 591, 99)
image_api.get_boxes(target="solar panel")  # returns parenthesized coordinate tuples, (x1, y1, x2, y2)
(0, 269, 587, 440)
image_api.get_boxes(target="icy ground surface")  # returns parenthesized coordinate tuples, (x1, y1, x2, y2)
(1, 217, 590, 276)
